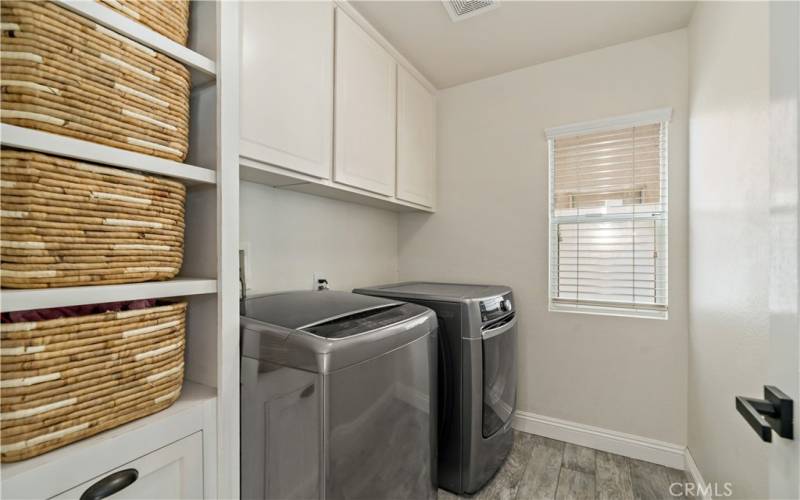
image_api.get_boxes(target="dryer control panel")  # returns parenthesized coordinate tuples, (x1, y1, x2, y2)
(479, 295, 513, 323)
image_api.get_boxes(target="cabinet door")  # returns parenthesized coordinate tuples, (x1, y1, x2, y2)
(334, 9, 397, 196)
(54, 433, 203, 499)
(240, 1, 333, 179)
(396, 66, 436, 207)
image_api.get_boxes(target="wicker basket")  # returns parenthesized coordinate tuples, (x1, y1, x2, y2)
(1, 149, 186, 289)
(97, 0, 190, 45)
(0, 301, 187, 462)
(0, 1, 190, 162)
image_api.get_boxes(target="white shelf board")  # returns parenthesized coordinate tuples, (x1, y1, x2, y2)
(54, 0, 216, 84)
(1, 125, 216, 185)
(1, 278, 217, 312)
(1, 381, 216, 500)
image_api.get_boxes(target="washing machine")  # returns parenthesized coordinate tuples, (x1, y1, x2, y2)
(240, 290, 437, 500)
(353, 282, 517, 495)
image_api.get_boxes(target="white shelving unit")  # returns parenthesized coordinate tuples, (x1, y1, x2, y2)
(1, 278, 217, 313)
(0, 1, 240, 497)
(1, 125, 217, 185)
(54, 0, 216, 86)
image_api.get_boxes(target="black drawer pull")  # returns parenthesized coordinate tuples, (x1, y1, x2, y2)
(80, 468, 139, 500)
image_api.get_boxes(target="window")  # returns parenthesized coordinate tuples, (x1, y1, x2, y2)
(546, 109, 670, 319)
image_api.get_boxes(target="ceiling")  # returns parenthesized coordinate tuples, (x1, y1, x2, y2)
(351, 1, 696, 89)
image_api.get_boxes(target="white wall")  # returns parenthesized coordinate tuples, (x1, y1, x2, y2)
(687, 3, 770, 498)
(240, 181, 399, 294)
(398, 30, 689, 445)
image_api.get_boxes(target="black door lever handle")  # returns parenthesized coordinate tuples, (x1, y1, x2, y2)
(736, 396, 774, 442)
(736, 385, 793, 442)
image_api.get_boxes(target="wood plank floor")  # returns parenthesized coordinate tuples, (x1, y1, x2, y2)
(438, 431, 695, 500)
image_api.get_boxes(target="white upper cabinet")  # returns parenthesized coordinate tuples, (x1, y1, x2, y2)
(240, 1, 333, 179)
(333, 8, 397, 197)
(237, 2, 437, 211)
(396, 66, 436, 208)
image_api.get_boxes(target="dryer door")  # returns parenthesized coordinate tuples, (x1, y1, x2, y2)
(481, 313, 518, 437)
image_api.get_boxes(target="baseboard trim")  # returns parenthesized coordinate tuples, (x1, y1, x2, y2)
(512, 410, 685, 469)
(684, 448, 711, 500)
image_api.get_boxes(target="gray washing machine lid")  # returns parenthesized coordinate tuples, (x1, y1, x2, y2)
(353, 282, 511, 302)
(241, 291, 436, 371)
(241, 290, 403, 334)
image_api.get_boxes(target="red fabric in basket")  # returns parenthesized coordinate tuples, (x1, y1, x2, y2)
(2, 299, 157, 323)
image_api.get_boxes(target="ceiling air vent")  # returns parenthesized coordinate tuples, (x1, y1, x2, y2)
(442, 0, 499, 22)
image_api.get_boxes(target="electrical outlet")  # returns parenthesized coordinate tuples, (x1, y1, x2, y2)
(313, 272, 328, 291)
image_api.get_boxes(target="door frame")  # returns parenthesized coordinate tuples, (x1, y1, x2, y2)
(768, 1, 800, 497)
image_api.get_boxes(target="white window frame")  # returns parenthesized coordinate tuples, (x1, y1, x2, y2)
(545, 108, 672, 320)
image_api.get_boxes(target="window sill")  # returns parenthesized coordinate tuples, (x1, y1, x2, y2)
(549, 302, 668, 320)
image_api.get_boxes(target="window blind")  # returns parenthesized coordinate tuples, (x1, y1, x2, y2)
(547, 111, 669, 317)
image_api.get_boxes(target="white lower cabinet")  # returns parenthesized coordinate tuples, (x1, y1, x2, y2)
(53, 433, 203, 500)
(1, 383, 216, 500)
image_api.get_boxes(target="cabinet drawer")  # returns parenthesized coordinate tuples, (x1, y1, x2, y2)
(52, 432, 203, 500)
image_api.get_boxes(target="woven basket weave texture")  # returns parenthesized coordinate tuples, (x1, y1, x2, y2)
(97, 0, 190, 45)
(1, 149, 186, 289)
(1, 1, 190, 161)
(0, 301, 187, 462)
